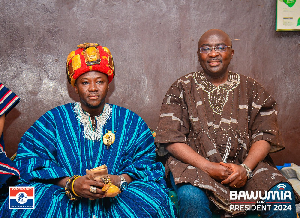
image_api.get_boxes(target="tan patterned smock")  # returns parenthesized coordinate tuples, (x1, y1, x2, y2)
(155, 71, 299, 216)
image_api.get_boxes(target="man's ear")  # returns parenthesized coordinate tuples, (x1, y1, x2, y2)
(74, 84, 78, 94)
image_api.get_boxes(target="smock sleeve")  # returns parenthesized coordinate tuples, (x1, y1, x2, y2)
(0, 83, 20, 117)
(154, 80, 190, 156)
(15, 111, 69, 183)
(118, 114, 166, 185)
(248, 81, 284, 153)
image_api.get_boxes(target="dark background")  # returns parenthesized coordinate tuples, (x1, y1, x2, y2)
(1, 0, 299, 165)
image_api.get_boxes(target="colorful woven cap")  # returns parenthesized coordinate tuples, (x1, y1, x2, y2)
(66, 43, 115, 86)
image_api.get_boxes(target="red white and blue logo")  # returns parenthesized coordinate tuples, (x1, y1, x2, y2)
(9, 187, 35, 209)
(277, 184, 286, 190)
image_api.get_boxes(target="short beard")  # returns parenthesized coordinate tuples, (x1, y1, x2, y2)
(85, 102, 102, 109)
(81, 99, 104, 109)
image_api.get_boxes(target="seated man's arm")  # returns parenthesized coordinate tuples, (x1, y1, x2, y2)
(221, 140, 270, 188)
(166, 142, 232, 181)
(243, 140, 271, 170)
(109, 174, 132, 186)
(0, 114, 5, 136)
(54, 177, 69, 188)
(52, 176, 107, 200)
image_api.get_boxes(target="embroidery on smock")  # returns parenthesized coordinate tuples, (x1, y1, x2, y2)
(73, 102, 112, 141)
(193, 71, 240, 115)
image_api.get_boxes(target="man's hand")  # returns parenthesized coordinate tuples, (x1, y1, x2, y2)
(203, 162, 233, 181)
(220, 162, 247, 188)
(73, 175, 106, 200)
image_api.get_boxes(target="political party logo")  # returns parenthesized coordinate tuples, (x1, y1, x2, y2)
(9, 187, 35, 209)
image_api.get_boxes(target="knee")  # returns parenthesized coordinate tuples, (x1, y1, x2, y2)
(175, 184, 212, 218)
(176, 184, 209, 204)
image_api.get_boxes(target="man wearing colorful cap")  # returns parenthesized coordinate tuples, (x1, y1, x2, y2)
(0, 43, 176, 217)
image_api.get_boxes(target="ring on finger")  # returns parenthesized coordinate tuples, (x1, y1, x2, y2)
(90, 186, 97, 194)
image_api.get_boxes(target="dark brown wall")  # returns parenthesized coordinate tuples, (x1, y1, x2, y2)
(1, 0, 299, 165)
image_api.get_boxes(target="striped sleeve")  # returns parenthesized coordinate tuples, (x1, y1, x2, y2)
(0, 83, 20, 117)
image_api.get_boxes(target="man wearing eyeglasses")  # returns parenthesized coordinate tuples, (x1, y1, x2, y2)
(155, 29, 299, 217)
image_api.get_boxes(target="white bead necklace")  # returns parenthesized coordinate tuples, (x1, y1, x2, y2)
(73, 102, 112, 141)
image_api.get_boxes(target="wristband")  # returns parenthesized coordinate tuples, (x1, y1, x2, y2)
(119, 175, 128, 192)
(65, 175, 81, 200)
(71, 175, 81, 197)
(240, 163, 253, 179)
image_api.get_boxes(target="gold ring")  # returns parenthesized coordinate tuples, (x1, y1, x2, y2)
(234, 185, 237, 188)
(90, 186, 97, 194)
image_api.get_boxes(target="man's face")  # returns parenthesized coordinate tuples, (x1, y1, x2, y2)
(74, 71, 109, 113)
(198, 31, 234, 79)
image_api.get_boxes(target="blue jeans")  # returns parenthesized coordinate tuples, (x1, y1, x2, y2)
(170, 173, 297, 218)
(170, 173, 212, 218)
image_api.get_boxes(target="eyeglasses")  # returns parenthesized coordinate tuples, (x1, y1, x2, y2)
(199, 45, 231, 54)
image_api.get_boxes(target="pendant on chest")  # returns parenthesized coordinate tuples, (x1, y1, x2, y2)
(103, 131, 115, 148)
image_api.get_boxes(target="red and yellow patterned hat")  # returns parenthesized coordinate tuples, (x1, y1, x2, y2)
(66, 43, 115, 86)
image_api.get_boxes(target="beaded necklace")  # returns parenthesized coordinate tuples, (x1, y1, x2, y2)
(73, 102, 112, 141)
(193, 71, 240, 115)
(193, 71, 241, 163)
